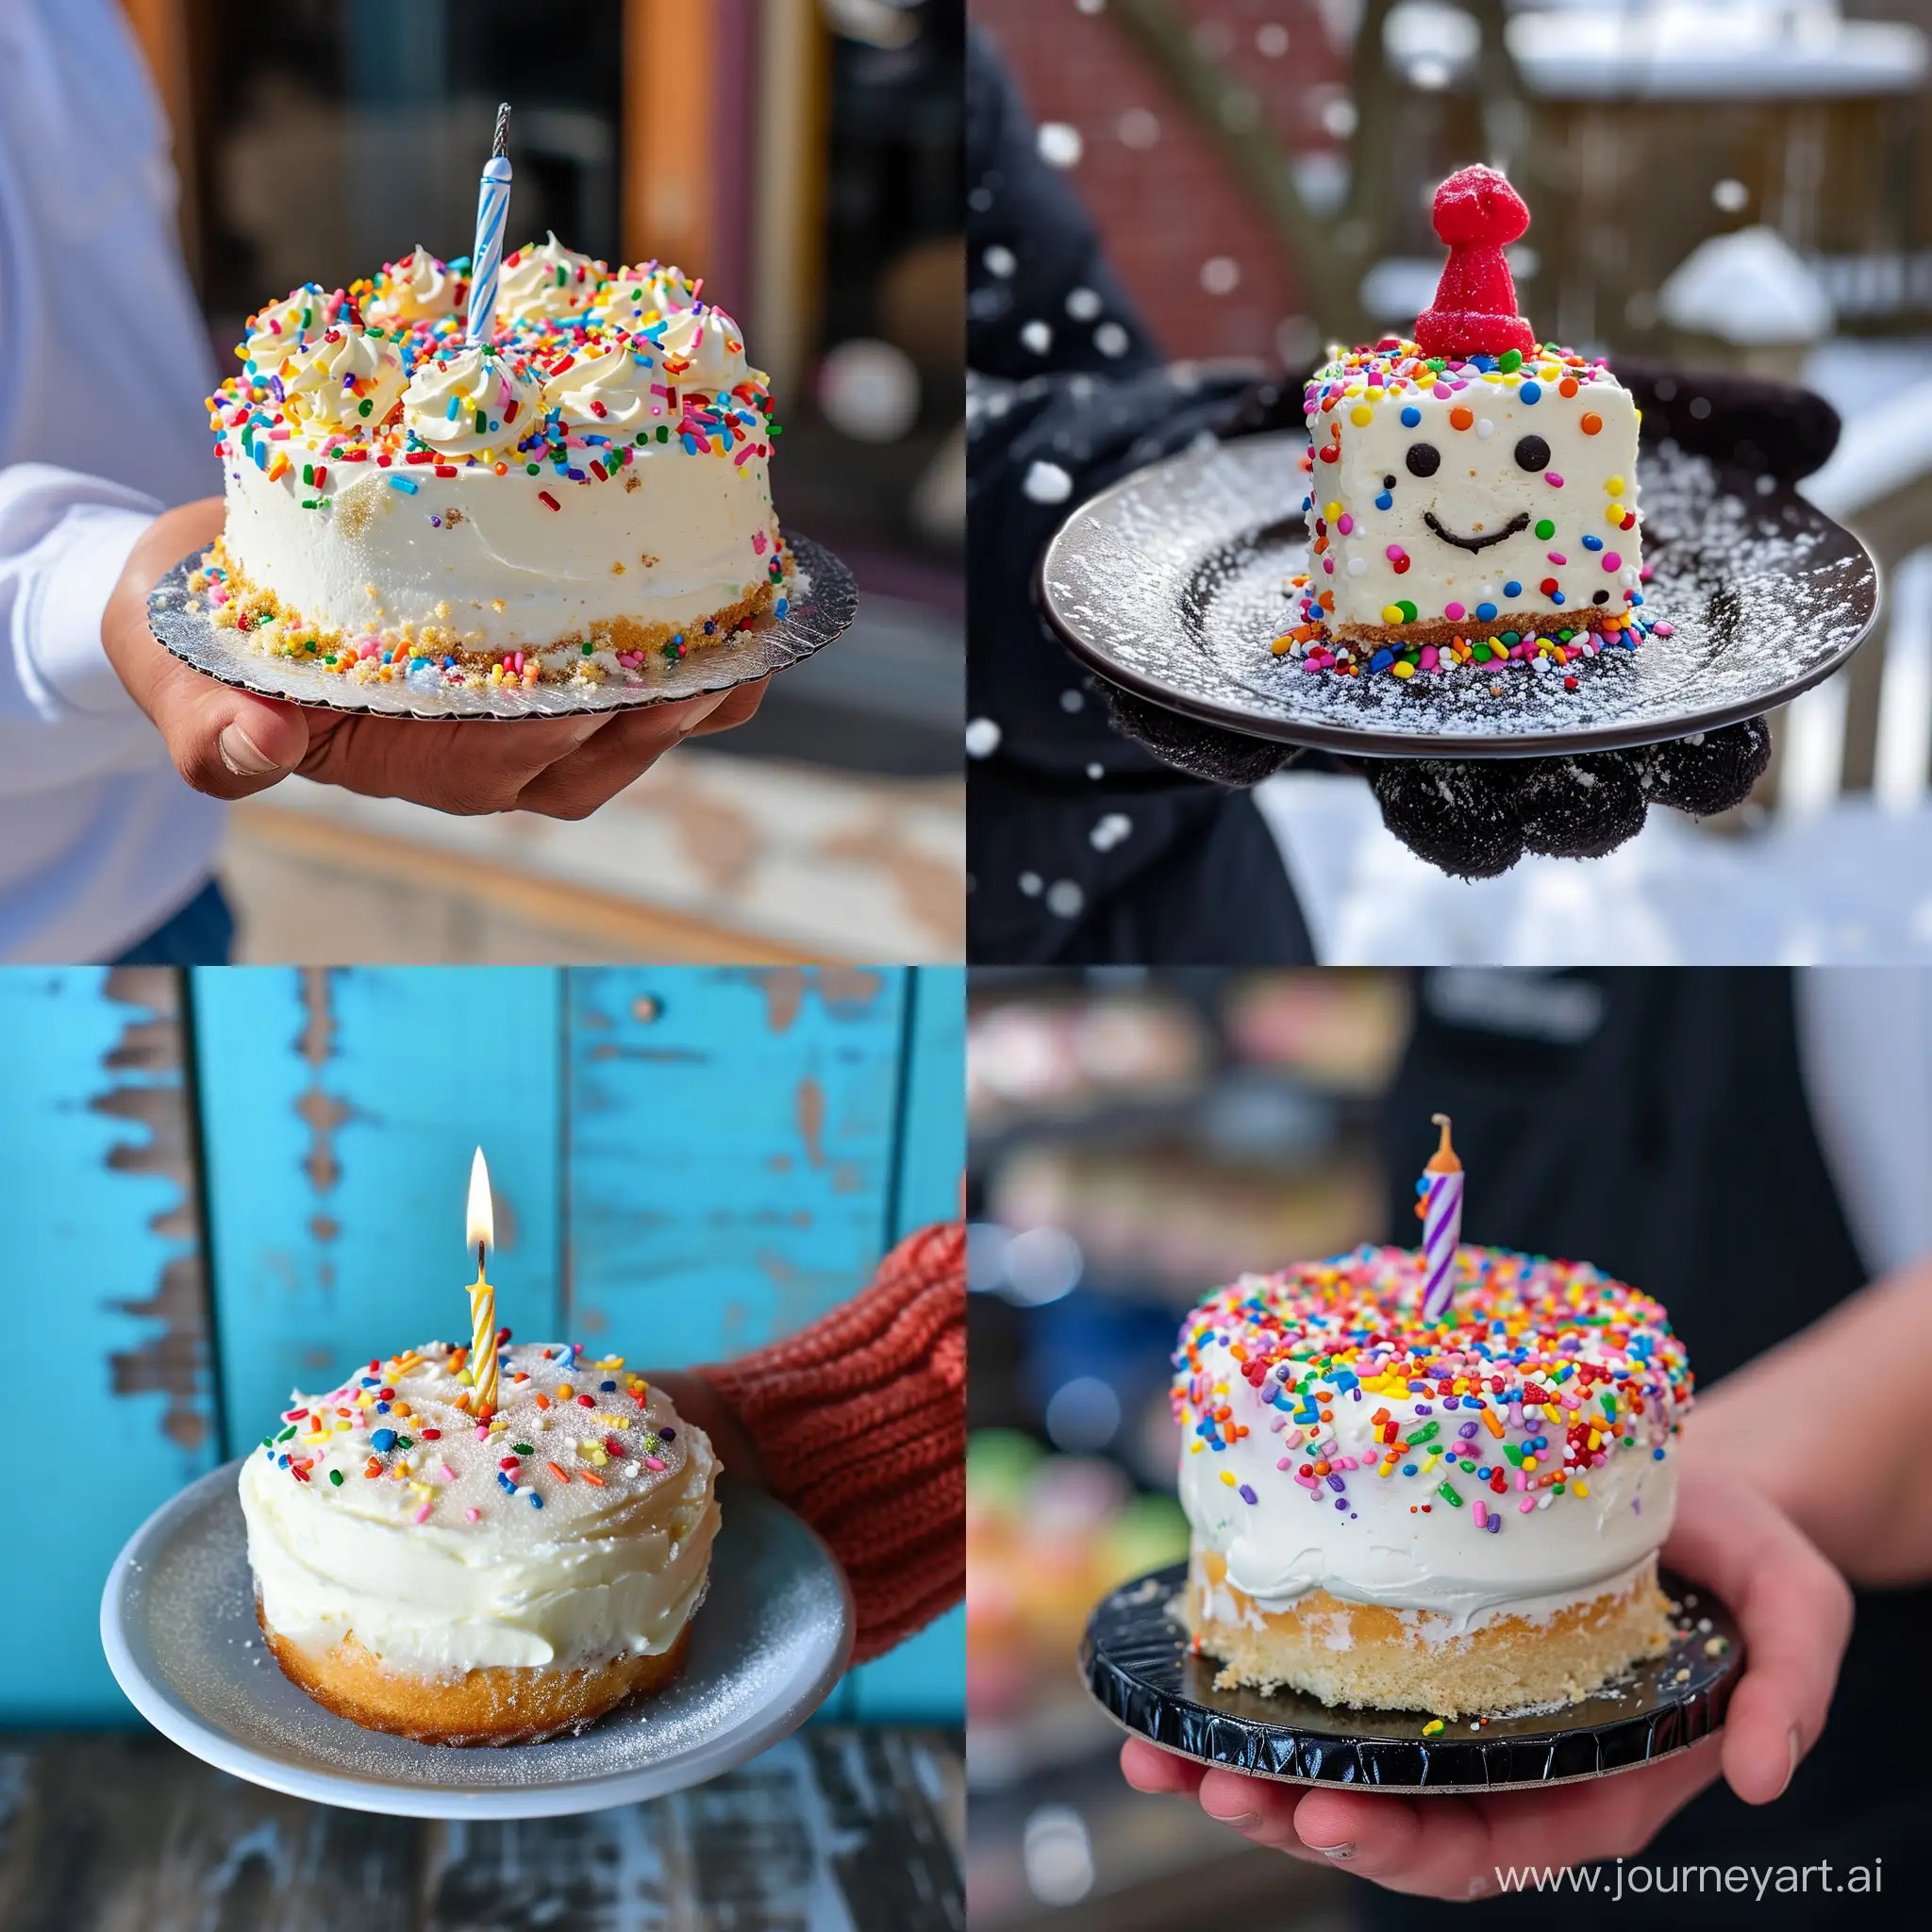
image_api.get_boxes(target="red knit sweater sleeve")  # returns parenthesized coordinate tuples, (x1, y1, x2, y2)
(701, 1222, 964, 1666)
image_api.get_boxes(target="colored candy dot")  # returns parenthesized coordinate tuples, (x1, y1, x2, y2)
(1605, 475, 1625, 493)
(1449, 405, 1474, 430)
(1351, 405, 1373, 425)
(1444, 602, 1465, 621)
(1337, 512, 1355, 534)
(1381, 603, 1406, 625)
(1396, 599, 1417, 623)
(1503, 579, 1522, 596)
(1580, 411, 1603, 435)
(1375, 491, 1392, 510)
(1606, 504, 1625, 525)
(1324, 500, 1343, 522)
(1540, 576, 1559, 595)
(329, 1470, 343, 1487)
(1521, 382, 1541, 403)
(1583, 534, 1603, 551)
(1498, 350, 1522, 373)
(370, 1428, 397, 1453)
(1534, 518, 1556, 540)
(1559, 377, 1579, 397)
(1603, 552, 1623, 571)
(1400, 406, 1421, 426)
(1386, 543, 1405, 561)
(1475, 602, 1497, 622)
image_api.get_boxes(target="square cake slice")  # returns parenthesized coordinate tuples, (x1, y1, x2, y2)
(1291, 340, 1644, 672)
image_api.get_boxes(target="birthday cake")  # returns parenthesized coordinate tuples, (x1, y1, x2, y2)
(196, 236, 787, 691)
(239, 1338, 720, 1745)
(1282, 166, 1665, 686)
(1171, 1243, 1691, 1717)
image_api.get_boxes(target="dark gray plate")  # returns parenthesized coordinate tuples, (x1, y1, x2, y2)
(1039, 435, 1877, 759)
(147, 533, 856, 721)
(1081, 1561, 1740, 1792)
(101, 1461, 853, 1818)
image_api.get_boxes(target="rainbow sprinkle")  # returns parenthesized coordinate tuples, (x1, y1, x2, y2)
(1172, 1244, 1690, 1532)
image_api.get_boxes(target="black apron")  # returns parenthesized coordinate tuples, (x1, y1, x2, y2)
(1366, 968, 1924, 1927)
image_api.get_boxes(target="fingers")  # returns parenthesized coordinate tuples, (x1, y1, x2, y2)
(1118, 1738, 1205, 1799)
(101, 498, 313, 799)
(125, 645, 312, 799)
(1295, 1742, 1721, 1898)
(291, 712, 616, 813)
(1665, 1477, 1854, 1806)
(511, 692, 732, 818)
(683, 676, 769, 738)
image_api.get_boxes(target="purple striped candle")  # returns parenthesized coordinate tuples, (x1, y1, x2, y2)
(1419, 1112, 1463, 1321)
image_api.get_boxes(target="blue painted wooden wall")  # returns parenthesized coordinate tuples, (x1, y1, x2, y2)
(3, 966, 963, 1728)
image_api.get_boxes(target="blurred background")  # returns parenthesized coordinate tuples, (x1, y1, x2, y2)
(120, 0, 964, 962)
(6, 962, 963, 1924)
(967, 965, 1409, 1929)
(971, 0, 1932, 964)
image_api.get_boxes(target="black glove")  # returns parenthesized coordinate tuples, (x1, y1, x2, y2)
(1090, 362, 1839, 876)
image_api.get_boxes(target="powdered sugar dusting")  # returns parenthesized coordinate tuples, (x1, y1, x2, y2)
(1041, 435, 1875, 757)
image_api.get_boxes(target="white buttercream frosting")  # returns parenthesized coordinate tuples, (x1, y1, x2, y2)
(239, 1341, 720, 1674)
(654, 306, 753, 391)
(401, 342, 542, 457)
(1173, 1244, 1690, 1627)
(280, 325, 407, 439)
(498, 231, 601, 321)
(365, 244, 464, 325)
(242, 283, 336, 372)
(1300, 341, 1642, 638)
(540, 335, 653, 430)
(595, 260, 700, 328)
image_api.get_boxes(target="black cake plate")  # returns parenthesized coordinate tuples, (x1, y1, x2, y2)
(147, 533, 856, 721)
(1039, 434, 1876, 759)
(1081, 1561, 1742, 1793)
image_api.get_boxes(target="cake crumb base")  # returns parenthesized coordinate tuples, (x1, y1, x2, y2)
(1188, 1551, 1673, 1718)
(257, 1594, 692, 1746)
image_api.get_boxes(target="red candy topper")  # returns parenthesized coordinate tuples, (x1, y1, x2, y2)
(1414, 164, 1537, 359)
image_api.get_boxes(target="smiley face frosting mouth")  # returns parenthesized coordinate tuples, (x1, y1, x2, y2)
(1424, 509, 1531, 553)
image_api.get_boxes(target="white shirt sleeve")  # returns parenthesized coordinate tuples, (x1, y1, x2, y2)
(0, 462, 162, 794)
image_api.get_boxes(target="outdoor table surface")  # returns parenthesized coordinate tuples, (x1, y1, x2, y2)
(0, 1725, 964, 1931)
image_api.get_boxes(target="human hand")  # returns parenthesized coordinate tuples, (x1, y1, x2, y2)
(1119, 1474, 1852, 1900)
(104, 499, 769, 818)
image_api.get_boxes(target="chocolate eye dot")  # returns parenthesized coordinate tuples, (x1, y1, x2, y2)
(1514, 434, 1551, 473)
(1405, 442, 1441, 478)
(1382, 474, 1397, 490)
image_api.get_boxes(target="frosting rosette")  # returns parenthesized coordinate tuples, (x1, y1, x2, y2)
(539, 333, 653, 430)
(365, 243, 465, 325)
(401, 341, 541, 457)
(594, 260, 698, 328)
(653, 305, 752, 391)
(280, 325, 408, 438)
(242, 283, 338, 373)
(498, 231, 602, 322)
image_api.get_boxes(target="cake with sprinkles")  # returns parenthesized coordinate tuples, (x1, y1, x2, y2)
(195, 234, 788, 692)
(1171, 1244, 1692, 1717)
(240, 1337, 720, 1745)
(1280, 166, 1667, 688)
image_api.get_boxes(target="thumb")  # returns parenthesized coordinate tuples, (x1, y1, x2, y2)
(142, 653, 312, 798)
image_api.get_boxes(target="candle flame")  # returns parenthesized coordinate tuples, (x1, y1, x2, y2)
(466, 1146, 495, 1253)
(1425, 1112, 1462, 1174)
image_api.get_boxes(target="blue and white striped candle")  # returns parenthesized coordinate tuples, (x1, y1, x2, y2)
(1418, 1112, 1464, 1322)
(464, 102, 513, 345)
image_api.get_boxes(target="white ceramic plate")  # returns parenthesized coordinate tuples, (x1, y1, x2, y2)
(101, 1460, 853, 1818)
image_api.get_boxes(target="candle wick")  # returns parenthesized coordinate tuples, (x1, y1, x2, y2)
(491, 102, 511, 160)
(477, 1241, 487, 1278)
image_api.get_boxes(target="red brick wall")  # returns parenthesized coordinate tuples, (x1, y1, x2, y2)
(973, 0, 1346, 362)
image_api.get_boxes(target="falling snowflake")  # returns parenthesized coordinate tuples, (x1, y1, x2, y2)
(966, 718, 1002, 758)
(1024, 460, 1074, 504)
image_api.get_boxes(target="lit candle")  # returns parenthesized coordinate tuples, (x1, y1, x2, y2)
(465, 1146, 499, 1416)
(1418, 1112, 1464, 1322)
(464, 103, 513, 345)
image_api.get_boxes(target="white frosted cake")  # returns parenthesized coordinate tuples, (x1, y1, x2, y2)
(1172, 1244, 1693, 1716)
(1280, 167, 1659, 684)
(198, 236, 787, 691)
(241, 1338, 720, 1744)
